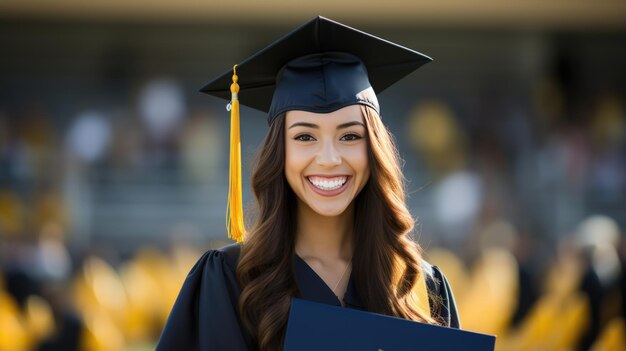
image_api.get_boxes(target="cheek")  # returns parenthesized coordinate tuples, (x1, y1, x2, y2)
(351, 145, 370, 189)
(347, 144, 369, 173)
(284, 143, 307, 184)
(284, 146, 295, 180)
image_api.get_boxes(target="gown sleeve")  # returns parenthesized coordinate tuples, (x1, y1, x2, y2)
(156, 249, 250, 351)
(427, 265, 461, 329)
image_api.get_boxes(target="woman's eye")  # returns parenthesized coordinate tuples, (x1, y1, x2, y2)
(295, 134, 316, 142)
(340, 133, 362, 141)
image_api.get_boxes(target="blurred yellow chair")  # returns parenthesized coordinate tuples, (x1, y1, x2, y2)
(591, 317, 626, 351)
(459, 248, 519, 337)
(73, 249, 192, 348)
(544, 252, 583, 298)
(24, 294, 54, 343)
(550, 292, 590, 350)
(0, 290, 31, 351)
(73, 255, 129, 350)
(119, 258, 162, 344)
(501, 291, 590, 351)
(503, 293, 561, 351)
(80, 308, 125, 351)
(497, 251, 585, 351)
(132, 248, 183, 326)
(74, 256, 129, 322)
(117, 246, 203, 347)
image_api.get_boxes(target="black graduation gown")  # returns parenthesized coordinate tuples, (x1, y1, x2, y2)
(156, 243, 460, 351)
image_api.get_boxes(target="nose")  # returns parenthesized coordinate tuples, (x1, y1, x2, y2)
(316, 140, 341, 167)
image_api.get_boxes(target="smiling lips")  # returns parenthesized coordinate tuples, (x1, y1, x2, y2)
(307, 175, 349, 193)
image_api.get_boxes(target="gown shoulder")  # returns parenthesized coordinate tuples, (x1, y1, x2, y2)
(156, 243, 249, 351)
(422, 261, 461, 328)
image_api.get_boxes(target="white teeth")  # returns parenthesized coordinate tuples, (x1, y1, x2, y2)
(307, 176, 348, 191)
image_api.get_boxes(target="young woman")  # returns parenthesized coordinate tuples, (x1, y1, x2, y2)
(157, 17, 459, 351)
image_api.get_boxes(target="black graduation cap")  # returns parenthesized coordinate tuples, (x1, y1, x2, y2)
(200, 16, 432, 125)
(201, 16, 432, 243)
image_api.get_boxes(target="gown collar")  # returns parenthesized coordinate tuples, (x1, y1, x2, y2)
(294, 255, 363, 309)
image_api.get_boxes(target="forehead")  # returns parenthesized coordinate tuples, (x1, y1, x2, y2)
(285, 105, 364, 127)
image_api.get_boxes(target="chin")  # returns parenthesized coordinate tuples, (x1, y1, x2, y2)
(313, 209, 346, 217)
(307, 202, 352, 218)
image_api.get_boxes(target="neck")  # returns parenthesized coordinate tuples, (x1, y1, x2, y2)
(294, 203, 354, 261)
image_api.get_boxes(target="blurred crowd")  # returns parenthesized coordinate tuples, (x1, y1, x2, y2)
(1, 23, 625, 351)
(0, 77, 230, 350)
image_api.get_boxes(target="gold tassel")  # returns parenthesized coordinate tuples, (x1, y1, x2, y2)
(227, 65, 245, 242)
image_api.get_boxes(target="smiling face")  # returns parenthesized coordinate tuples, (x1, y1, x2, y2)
(284, 105, 370, 218)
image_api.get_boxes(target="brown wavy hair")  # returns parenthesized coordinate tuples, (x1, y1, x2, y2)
(237, 105, 436, 351)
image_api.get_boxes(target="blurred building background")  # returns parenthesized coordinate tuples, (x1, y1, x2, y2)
(0, 1, 625, 350)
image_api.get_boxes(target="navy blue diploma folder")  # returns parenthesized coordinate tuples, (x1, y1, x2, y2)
(284, 298, 495, 351)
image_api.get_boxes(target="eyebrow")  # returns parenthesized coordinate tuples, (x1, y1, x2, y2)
(288, 121, 365, 130)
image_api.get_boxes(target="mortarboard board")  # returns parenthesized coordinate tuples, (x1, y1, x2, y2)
(200, 16, 432, 243)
